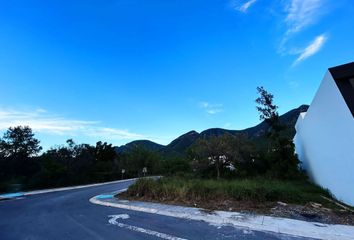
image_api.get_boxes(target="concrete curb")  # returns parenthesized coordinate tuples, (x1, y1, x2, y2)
(0, 178, 138, 200)
(90, 192, 354, 240)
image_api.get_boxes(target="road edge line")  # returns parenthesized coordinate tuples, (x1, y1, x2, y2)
(89, 194, 354, 240)
(0, 178, 139, 199)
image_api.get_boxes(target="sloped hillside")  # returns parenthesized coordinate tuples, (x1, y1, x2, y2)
(115, 105, 309, 157)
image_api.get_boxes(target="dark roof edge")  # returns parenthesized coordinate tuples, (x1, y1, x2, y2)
(328, 62, 354, 80)
(329, 62, 354, 118)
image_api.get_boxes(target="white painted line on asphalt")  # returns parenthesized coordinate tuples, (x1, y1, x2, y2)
(0, 178, 138, 200)
(109, 214, 130, 220)
(90, 196, 354, 240)
(23, 178, 138, 196)
(108, 214, 188, 240)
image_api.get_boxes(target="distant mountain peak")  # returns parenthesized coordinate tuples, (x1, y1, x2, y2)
(115, 139, 165, 154)
(114, 104, 309, 157)
(182, 130, 199, 136)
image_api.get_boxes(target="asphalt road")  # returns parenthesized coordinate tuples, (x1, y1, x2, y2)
(0, 179, 314, 240)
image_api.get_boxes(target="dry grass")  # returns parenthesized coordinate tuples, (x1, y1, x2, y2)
(122, 177, 335, 207)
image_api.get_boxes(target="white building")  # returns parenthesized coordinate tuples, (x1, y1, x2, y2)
(294, 62, 354, 206)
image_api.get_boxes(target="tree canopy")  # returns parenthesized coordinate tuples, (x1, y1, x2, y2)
(255, 86, 303, 179)
(0, 126, 42, 158)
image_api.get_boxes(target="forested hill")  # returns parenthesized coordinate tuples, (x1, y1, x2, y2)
(115, 104, 309, 156)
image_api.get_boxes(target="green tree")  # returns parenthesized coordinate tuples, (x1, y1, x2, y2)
(42, 140, 99, 184)
(162, 157, 191, 176)
(255, 87, 302, 179)
(0, 126, 42, 158)
(265, 138, 302, 179)
(91, 141, 118, 181)
(94, 141, 116, 162)
(121, 146, 163, 177)
(0, 126, 42, 188)
(190, 134, 254, 180)
(255, 86, 283, 143)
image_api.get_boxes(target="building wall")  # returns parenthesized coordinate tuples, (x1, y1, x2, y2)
(295, 71, 354, 206)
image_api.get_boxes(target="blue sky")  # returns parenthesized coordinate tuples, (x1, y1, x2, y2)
(0, 0, 353, 149)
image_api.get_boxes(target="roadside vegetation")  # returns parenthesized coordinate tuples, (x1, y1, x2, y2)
(0, 127, 167, 192)
(1, 86, 352, 224)
(120, 177, 354, 225)
(119, 86, 354, 224)
(122, 177, 333, 208)
(0, 86, 323, 193)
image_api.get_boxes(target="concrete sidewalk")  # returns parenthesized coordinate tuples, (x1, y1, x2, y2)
(90, 191, 354, 240)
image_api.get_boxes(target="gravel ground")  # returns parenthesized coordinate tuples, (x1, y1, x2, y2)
(119, 193, 354, 226)
(270, 202, 354, 225)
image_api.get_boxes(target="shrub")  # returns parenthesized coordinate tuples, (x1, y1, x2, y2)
(125, 177, 333, 206)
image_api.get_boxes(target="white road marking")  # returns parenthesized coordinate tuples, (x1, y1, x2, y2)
(23, 179, 136, 196)
(109, 214, 130, 220)
(108, 215, 188, 240)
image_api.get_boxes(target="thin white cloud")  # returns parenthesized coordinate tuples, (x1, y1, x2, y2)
(85, 127, 144, 140)
(278, 0, 326, 56)
(236, 0, 257, 13)
(199, 102, 223, 115)
(292, 34, 327, 66)
(285, 0, 323, 34)
(0, 108, 144, 140)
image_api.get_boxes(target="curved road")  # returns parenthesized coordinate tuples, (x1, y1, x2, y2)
(0, 179, 313, 240)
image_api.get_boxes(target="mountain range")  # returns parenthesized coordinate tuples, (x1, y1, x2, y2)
(115, 105, 309, 157)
